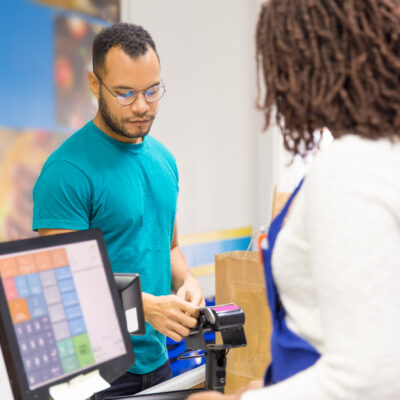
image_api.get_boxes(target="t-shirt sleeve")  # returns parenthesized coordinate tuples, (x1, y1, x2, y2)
(152, 137, 179, 185)
(170, 153, 179, 184)
(32, 160, 92, 231)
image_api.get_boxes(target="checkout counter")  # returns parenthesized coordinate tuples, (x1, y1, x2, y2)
(0, 230, 247, 400)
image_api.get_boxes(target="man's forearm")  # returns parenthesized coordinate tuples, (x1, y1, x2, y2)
(171, 245, 204, 307)
(170, 245, 194, 291)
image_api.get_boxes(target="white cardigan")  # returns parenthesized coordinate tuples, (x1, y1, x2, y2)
(243, 135, 400, 399)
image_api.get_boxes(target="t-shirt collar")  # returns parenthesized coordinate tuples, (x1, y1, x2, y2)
(90, 120, 147, 152)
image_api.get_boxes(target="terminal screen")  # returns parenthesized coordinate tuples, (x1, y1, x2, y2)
(0, 240, 126, 390)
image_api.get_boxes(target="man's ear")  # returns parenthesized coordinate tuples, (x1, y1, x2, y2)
(88, 71, 100, 99)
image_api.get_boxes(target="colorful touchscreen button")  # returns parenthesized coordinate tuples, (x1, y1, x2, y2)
(0, 248, 94, 389)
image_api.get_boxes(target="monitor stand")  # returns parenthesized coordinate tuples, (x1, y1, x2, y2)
(103, 345, 230, 399)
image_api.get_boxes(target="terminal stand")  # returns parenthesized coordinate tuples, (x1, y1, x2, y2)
(111, 304, 247, 400)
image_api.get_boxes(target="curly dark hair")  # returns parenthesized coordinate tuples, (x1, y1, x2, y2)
(256, 0, 400, 156)
(93, 23, 158, 76)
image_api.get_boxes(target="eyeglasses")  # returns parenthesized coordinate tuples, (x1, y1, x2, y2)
(95, 74, 166, 106)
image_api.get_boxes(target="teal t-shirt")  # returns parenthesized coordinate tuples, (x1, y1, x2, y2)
(32, 121, 179, 374)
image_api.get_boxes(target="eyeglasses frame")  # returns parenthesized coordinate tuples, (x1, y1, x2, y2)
(94, 73, 166, 106)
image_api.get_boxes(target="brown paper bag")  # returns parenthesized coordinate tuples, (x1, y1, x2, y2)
(272, 184, 292, 219)
(215, 251, 272, 394)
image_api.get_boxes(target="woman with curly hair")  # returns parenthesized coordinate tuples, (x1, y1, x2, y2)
(189, 0, 400, 399)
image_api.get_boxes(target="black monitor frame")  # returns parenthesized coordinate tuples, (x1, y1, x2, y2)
(0, 229, 135, 400)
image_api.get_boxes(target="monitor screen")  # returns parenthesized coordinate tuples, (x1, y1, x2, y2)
(0, 230, 134, 399)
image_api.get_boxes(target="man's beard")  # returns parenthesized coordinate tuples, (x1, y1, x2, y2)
(98, 91, 154, 140)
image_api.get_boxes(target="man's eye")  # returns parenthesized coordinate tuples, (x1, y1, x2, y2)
(146, 87, 160, 96)
(117, 91, 134, 99)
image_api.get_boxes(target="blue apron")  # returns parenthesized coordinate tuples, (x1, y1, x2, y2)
(261, 179, 320, 385)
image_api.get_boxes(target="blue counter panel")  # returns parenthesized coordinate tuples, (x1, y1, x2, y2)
(181, 237, 251, 268)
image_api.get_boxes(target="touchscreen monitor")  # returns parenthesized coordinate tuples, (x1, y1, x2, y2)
(0, 229, 134, 399)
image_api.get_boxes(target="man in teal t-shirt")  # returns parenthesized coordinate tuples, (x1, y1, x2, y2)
(32, 23, 204, 397)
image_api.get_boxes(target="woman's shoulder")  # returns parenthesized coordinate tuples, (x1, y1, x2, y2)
(308, 135, 400, 182)
(304, 135, 400, 218)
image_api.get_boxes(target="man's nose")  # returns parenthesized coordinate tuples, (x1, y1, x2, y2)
(131, 92, 150, 114)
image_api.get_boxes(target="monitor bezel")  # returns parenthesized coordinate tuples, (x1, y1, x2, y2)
(0, 228, 135, 400)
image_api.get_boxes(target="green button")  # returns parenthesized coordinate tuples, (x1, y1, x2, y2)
(56, 340, 68, 359)
(65, 338, 75, 356)
(73, 333, 94, 367)
(61, 354, 80, 373)
(57, 338, 76, 359)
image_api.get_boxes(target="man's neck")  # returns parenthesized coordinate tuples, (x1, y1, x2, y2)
(93, 113, 143, 144)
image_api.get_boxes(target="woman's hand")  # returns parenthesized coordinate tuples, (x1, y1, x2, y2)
(187, 380, 263, 400)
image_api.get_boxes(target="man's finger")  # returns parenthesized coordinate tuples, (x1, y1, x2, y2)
(167, 320, 191, 339)
(178, 299, 200, 318)
(166, 330, 183, 343)
(173, 309, 198, 329)
(189, 292, 204, 307)
(175, 286, 186, 299)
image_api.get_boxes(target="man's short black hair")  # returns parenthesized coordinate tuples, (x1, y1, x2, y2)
(93, 23, 158, 76)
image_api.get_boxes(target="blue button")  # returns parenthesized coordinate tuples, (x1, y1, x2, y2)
(68, 317, 86, 336)
(65, 305, 82, 320)
(14, 275, 30, 297)
(26, 294, 48, 318)
(55, 266, 72, 281)
(58, 278, 75, 293)
(26, 273, 42, 295)
(50, 362, 63, 378)
(61, 290, 79, 307)
(14, 323, 25, 339)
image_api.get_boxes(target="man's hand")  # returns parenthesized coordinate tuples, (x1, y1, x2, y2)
(187, 380, 263, 400)
(142, 293, 199, 342)
(176, 274, 205, 307)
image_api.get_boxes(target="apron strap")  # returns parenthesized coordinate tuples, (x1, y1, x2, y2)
(264, 177, 305, 313)
(269, 178, 305, 249)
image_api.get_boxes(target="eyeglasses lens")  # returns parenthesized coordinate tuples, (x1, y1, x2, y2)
(116, 85, 165, 106)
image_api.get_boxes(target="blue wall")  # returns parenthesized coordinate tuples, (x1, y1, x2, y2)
(0, 0, 106, 132)
(0, 0, 56, 130)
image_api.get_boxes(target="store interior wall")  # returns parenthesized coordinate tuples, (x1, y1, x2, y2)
(0, 0, 279, 299)
(121, 0, 276, 238)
